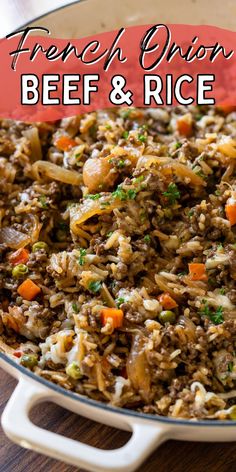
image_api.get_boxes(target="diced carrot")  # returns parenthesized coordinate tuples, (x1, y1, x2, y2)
(158, 292, 178, 309)
(176, 114, 193, 137)
(217, 104, 236, 115)
(13, 350, 23, 358)
(225, 202, 236, 226)
(188, 263, 207, 281)
(9, 248, 29, 265)
(101, 308, 124, 329)
(17, 279, 41, 301)
(55, 136, 77, 152)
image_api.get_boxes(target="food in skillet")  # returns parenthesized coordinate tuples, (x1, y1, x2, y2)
(1, 105, 236, 420)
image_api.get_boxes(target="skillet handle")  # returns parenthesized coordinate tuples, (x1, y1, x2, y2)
(1, 378, 168, 472)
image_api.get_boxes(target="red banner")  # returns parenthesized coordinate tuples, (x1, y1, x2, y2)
(0, 24, 235, 121)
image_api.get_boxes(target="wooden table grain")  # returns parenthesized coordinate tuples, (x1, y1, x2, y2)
(1, 369, 236, 472)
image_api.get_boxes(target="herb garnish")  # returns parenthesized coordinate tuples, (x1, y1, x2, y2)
(162, 183, 180, 205)
(116, 297, 125, 308)
(228, 361, 234, 372)
(85, 193, 101, 200)
(195, 114, 203, 121)
(72, 302, 79, 313)
(121, 109, 132, 119)
(175, 142, 182, 149)
(122, 131, 129, 139)
(134, 175, 145, 183)
(199, 302, 224, 325)
(78, 248, 86, 266)
(88, 280, 102, 293)
(39, 195, 48, 209)
(144, 234, 151, 243)
(112, 186, 137, 201)
(117, 159, 125, 168)
(138, 133, 147, 143)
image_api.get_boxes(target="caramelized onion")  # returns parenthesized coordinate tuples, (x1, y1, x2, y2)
(137, 155, 206, 187)
(28, 213, 43, 243)
(24, 127, 42, 162)
(217, 136, 236, 158)
(70, 196, 121, 235)
(83, 157, 118, 193)
(126, 334, 151, 401)
(178, 315, 196, 340)
(0, 227, 30, 249)
(32, 160, 82, 185)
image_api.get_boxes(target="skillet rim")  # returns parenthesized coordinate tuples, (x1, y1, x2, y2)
(1, 351, 236, 427)
(2, 0, 236, 430)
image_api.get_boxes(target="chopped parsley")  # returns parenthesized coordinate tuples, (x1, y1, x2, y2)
(175, 142, 182, 149)
(112, 187, 127, 200)
(228, 361, 234, 373)
(106, 231, 113, 238)
(134, 175, 145, 183)
(144, 234, 151, 243)
(220, 288, 225, 295)
(121, 109, 132, 119)
(72, 302, 79, 313)
(117, 159, 125, 168)
(127, 189, 137, 200)
(195, 114, 203, 121)
(210, 306, 224, 324)
(39, 194, 48, 209)
(112, 186, 137, 201)
(138, 133, 147, 143)
(195, 170, 205, 179)
(215, 189, 221, 196)
(100, 201, 110, 207)
(88, 280, 102, 293)
(122, 131, 129, 139)
(78, 248, 86, 266)
(105, 124, 112, 130)
(85, 193, 101, 200)
(116, 297, 125, 308)
(188, 210, 194, 217)
(199, 302, 224, 325)
(162, 183, 180, 205)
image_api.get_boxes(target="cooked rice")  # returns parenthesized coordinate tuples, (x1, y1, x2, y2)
(1, 105, 236, 420)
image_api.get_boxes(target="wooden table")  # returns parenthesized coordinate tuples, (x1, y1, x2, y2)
(1, 369, 236, 472)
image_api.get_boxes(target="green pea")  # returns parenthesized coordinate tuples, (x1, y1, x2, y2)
(229, 406, 236, 420)
(20, 354, 38, 369)
(158, 310, 176, 324)
(12, 264, 28, 278)
(66, 362, 82, 379)
(32, 241, 49, 252)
